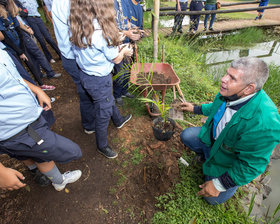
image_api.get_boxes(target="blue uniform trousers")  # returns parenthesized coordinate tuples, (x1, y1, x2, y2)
(6, 47, 44, 86)
(61, 56, 95, 131)
(25, 16, 61, 62)
(173, 2, 188, 32)
(22, 31, 56, 78)
(113, 59, 129, 99)
(189, 1, 204, 31)
(0, 116, 81, 163)
(180, 127, 239, 205)
(80, 71, 123, 149)
(204, 4, 217, 29)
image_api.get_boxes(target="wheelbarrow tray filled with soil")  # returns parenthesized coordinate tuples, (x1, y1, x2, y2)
(130, 62, 180, 91)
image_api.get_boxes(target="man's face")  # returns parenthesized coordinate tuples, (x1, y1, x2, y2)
(219, 67, 247, 97)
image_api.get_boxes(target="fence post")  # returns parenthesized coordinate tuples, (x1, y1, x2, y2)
(153, 0, 160, 61)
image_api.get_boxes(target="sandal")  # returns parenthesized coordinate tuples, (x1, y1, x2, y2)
(40, 84, 56, 91)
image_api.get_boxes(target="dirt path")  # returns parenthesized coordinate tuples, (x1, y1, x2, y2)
(145, 1, 280, 35)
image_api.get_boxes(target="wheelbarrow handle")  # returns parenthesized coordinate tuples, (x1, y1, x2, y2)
(176, 84, 186, 103)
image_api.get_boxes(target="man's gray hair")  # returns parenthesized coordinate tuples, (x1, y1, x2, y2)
(231, 57, 269, 91)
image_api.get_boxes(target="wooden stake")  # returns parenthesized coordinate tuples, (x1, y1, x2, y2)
(153, 0, 160, 61)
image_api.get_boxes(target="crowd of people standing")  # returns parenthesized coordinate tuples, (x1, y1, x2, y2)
(0, 0, 144, 191)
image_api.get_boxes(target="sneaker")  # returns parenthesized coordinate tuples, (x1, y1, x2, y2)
(52, 170, 82, 191)
(50, 97, 56, 103)
(49, 73, 61, 79)
(203, 28, 207, 31)
(30, 168, 51, 187)
(97, 146, 118, 159)
(177, 29, 183, 34)
(209, 27, 214, 31)
(121, 92, 134, 98)
(50, 59, 56, 63)
(40, 84, 56, 91)
(117, 114, 132, 129)
(115, 97, 124, 106)
(84, 129, 95, 134)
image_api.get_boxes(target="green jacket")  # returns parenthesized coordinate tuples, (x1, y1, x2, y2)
(199, 90, 280, 186)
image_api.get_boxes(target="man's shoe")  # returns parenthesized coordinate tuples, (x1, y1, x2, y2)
(84, 129, 95, 134)
(30, 168, 51, 187)
(52, 170, 82, 191)
(50, 59, 56, 63)
(209, 27, 214, 31)
(122, 92, 134, 98)
(203, 28, 207, 31)
(49, 73, 61, 79)
(177, 29, 183, 34)
(115, 97, 124, 106)
(117, 114, 132, 129)
(97, 146, 118, 159)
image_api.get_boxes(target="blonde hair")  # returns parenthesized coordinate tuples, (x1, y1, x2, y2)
(69, 0, 120, 48)
(0, 0, 18, 19)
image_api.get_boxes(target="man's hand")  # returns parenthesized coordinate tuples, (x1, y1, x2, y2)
(0, 164, 26, 191)
(197, 180, 220, 197)
(20, 53, 28, 61)
(180, 102, 194, 112)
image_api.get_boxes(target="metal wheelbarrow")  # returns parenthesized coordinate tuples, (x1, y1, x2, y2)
(130, 45, 180, 116)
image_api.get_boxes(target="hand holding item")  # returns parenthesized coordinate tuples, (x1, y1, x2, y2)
(118, 32, 126, 42)
(180, 102, 194, 112)
(121, 44, 133, 57)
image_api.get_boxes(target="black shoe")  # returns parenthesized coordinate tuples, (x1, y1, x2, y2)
(203, 28, 207, 31)
(117, 114, 132, 129)
(97, 146, 118, 159)
(209, 27, 214, 31)
(177, 30, 183, 34)
(30, 168, 51, 187)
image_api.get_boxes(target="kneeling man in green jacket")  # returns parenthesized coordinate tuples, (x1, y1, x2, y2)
(180, 57, 280, 205)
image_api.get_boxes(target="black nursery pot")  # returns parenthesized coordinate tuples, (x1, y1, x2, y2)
(152, 117, 176, 141)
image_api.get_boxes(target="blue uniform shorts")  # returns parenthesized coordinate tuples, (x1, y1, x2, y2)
(0, 116, 82, 163)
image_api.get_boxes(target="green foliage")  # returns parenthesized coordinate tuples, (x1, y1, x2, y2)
(131, 147, 144, 165)
(263, 65, 280, 107)
(152, 154, 252, 224)
(210, 28, 267, 49)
